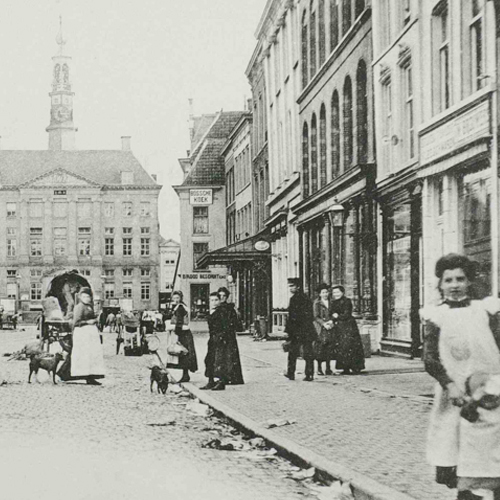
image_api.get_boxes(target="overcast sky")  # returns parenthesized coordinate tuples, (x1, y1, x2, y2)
(0, 0, 267, 241)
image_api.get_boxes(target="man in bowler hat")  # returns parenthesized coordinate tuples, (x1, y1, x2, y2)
(284, 278, 317, 381)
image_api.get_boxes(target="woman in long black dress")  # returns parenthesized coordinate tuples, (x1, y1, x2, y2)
(169, 290, 197, 383)
(313, 284, 335, 375)
(331, 285, 365, 375)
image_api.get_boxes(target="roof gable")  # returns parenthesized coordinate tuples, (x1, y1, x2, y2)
(22, 168, 99, 188)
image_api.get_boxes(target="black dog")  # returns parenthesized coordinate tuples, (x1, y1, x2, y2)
(150, 365, 169, 394)
(29, 352, 64, 384)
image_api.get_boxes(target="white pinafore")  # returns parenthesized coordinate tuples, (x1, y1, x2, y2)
(422, 298, 500, 478)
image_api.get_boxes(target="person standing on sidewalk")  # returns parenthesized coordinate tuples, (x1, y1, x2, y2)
(284, 278, 316, 381)
(169, 291, 198, 383)
(421, 253, 500, 500)
(331, 285, 365, 375)
(313, 284, 335, 375)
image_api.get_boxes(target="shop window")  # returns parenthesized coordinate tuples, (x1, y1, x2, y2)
(309, 3, 317, 78)
(193, 242, 209, 270)
(356, 60, 368, 164)
(302, 122, 310, 196)
(193, 206, 209, 234)
(330, 0, 339, 51)
(301, 10, 309, 89)
(343, 76, 353, 169)
(432, 1, 450, 114)
(331, 90, 340, 178)
(191, 283, 210, 320)
(318, 0, 326, 66)
(310, 114, 318, 193)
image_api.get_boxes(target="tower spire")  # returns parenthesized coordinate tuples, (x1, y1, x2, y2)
(46, 17, 77, 150)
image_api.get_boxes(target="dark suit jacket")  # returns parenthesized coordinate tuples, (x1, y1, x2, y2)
(285, 291, 317, 342)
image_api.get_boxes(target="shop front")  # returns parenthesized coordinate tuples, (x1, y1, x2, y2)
(419, 93, 494, 305)
(196, 232, 272, 333)
(379, 185, 422, 357)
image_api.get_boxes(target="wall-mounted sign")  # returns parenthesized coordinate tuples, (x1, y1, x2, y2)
(190, 189, 213, 205)
(420, 99, 490, 165)
(180, 273, 227, 280)
(254, 240, 270, 251)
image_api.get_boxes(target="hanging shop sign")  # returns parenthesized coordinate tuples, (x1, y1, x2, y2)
(189, 189, 213, 205)
(254, 240, 270, 251)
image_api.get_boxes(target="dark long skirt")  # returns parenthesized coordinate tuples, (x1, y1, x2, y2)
(176, 328, 198, 373)
(314, 327, 336, 361)
(334, 319, 365, 372)
(205, 334, 244, 385)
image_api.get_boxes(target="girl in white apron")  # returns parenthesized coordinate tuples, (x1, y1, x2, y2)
(421, 254, 500, 500)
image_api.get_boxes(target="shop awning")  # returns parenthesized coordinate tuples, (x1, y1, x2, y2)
(197, 232, 271, 268)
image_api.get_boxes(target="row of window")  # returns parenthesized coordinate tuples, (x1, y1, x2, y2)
(301, 0, 366, 89)
(302, 60, 368, 197)
(431, 0, 485, 115)
(6, 237, 151, 258)
(5, 268, 152, 279)
(5, 201, 152, 218)
(25, 282, 151, 301)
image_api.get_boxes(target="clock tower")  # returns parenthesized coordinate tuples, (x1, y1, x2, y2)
(46, 17, 77, 150)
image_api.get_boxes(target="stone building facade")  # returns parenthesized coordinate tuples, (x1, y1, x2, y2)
(293, 0, 377, 352)
(174, 111, 246, 322)
(0, 26, 161, 318)
(159, 237, 180, 309)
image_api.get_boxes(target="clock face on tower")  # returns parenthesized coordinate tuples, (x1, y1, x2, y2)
(54, 105, 70, 123)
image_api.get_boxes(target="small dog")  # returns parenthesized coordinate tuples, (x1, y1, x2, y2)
(150, 365, 169, 394)
(28, 352, 64, 384)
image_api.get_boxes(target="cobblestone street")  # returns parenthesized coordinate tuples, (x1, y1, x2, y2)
(0, 329, 316, 500)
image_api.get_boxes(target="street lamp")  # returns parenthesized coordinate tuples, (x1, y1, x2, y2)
(330, 200, 345, 227)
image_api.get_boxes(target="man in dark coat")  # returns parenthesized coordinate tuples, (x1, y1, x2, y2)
(284, 278, 317, 381)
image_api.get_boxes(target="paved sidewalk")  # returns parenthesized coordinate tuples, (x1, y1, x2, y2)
(163, 333, 454, 500)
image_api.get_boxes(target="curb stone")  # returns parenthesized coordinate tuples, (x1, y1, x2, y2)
(173, 374, 417, 500)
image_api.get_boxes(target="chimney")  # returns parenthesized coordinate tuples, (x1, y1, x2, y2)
(121, 136, 131, 151)
(188, 99, 195, 144)
(186, 150, 191, 157)
(247, 98, 253, 112)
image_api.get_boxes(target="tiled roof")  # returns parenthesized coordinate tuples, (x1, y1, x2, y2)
(0, 150, 157, 187)
(191, 114, 217, 150)
(182, 111, 246, 187)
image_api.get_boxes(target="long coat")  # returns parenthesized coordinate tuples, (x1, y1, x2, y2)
(285, 292, 317, 343)
(170, 303, 198, 373)
(331, 296, 365, 371)
(205, 305, 244, 384)
(313, 298, 336, 361)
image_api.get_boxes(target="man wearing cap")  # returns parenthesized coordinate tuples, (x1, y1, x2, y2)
(284, 278, 317, 381)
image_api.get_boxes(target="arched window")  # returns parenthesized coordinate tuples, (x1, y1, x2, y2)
(301, 11, 309, 89)
(331, 91, 340, 178)
(343, 76, 353, 168)
(330, 0, 339, 51)
(302, 122, 310, 197)
(356, 60, 368, 163)
(311, 114, 318, 193)
(342, 0, 352, 36)
(355, 0, 365, 18)
(319, 105, 327, 188)
(318, 0, 326, 66)
(309, 3, 317, 78)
